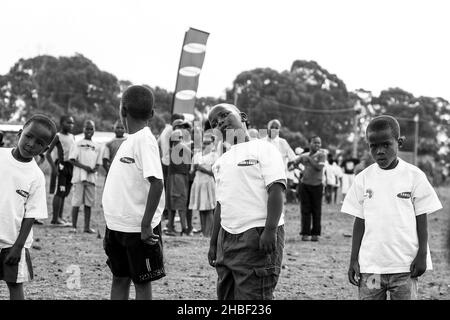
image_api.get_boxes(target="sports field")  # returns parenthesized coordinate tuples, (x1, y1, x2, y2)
(1, 176, 448, 300)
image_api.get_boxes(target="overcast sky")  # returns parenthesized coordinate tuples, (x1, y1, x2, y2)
(1, 0, 449, 102)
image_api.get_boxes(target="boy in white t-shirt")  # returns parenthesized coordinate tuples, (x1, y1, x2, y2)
(102, 85, 165, 300)
(0, 114, 57, 299)
(69, 120, 102, 233)
(207, 103, 287, 300)
(341, 115, 442, 300)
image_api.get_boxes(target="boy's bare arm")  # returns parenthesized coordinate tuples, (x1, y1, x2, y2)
(5, 218, 35, 265)
(141, 177, 164, 245)
(69, 159, 93, 173)
(411, 214, 428, 278)
(45, 135, 60, 170)
(260, 182, 285, 254)
(208, 202, 221, 267)
(348, 217, 365, 286)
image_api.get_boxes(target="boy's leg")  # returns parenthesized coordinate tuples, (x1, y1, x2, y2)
(215, 227, 235, 300)
(84, 206, 95, 233)
(230, 226, 285, 300)
(178, 210, 188, 235)
(358, 273, 388, 300)
(71, 206, 79, 229)
(104, 228, 132, 300)
(6, 282, 24, 300)
(388, 273, 418, 300)
(134, 281, 152, 300)
(111, 276, 131, 300)
(311, 184, 323, 238)
(299, 183, 312, 236)
(199, 210, 206, 234)
(84, 183, 96, 233)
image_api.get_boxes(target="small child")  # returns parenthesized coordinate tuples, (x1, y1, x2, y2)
(0, 114, 57, 299)
(207, 103, 287, 300)
(188, 133, 218, 237)
(102, 85, 165, 300)
(342, 115, 442, 300)
(165, 129, 192, 236)
(45, 115, 76, 226)
(102, 120, 127, 175)
(69, 120, 102, 233)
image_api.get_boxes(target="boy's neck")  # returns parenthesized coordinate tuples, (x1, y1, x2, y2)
(127, 119, 148, 135)
(11, 148, 32, 163)
(84, 136, 92, 140)
(380, 157, 399, 170)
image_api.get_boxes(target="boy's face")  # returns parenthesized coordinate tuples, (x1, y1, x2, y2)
(84, 122, 95, 139)
(310, 137, 322, 153)
(114, 122, 125, 138)
(208, 104, 246, 139)
(62, 117, 75, 133)
(367, 128, 399, 169)
(17, 122, 53, 159)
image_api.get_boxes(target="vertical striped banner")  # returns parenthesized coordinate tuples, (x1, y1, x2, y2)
(172, 27, 209, 115)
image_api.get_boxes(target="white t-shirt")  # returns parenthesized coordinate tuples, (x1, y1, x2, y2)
(102, 127, 165, 232)
(263, 136, 296, 173)
(57, 132, 75, 162)
(158, 124, 172, 166)
(341, 158, 443, 274)
(212, 139, 287, 234)
(69, 139, 102, 184)
(0, 148, 48, 249)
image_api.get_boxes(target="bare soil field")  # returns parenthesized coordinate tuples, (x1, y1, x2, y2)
(1, 176, 449, 300)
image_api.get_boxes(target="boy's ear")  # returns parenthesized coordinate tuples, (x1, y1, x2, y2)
(398, 135, 406, 148)
(120, 103, 127, 118)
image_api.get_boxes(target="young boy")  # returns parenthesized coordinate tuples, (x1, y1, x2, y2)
(45, 115, 75, 226)
(69, 120, 102, 233)
(102, 120, 127, 175)
(102, 85, 165, 300)
(342, 115, 442, 300)
(0, 114, 57, 299)
(207, 103, 287, 300)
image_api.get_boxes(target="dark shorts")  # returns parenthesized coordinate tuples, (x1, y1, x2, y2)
(104, 225, 166, 284)
(0, 248, 33, 283)
(215, 225, 285, 300)
(56, 161, 73, 197)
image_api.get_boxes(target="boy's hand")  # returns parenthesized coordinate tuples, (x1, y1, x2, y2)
(410, 253, 427, 278)
(348, 260, 361, 286)
(5, 245, 22, 265)
(141, 227, 159, 245)
(208, 244, 217, 267)
(259, 228, 277, 254)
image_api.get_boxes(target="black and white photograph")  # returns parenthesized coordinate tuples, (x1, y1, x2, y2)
(0, 0, 449, 307)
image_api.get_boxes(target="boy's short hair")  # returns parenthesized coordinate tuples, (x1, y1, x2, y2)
(60, 115, 73, 126)
(309, 135, 320, 142)
(84, 119, 95, 127)
(171, 113, 185, 122)
(24, 114, 58, 142)
(366, 115, 400, 140)
(121, 85, 155, 120)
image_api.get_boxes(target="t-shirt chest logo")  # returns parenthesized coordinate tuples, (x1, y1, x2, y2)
(237, 159, 259, 166)
(363, 188, 373, 199)
(120, 157, 135, 164)
(16, 189, 29, 198)
(397, 192, 412, 199)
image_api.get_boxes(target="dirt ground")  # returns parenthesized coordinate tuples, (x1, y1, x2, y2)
(1, 175, 449, 300)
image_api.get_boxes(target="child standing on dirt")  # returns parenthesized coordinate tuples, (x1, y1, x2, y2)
(164, 129, 192, 236)
(342, 115, 442, 300)
(69, 120, 102, 233)
(207, 103, 287, 300)
(45, 115, 76, 226)
(102, 85, 165, 300)
(0, 114, 57, 299)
